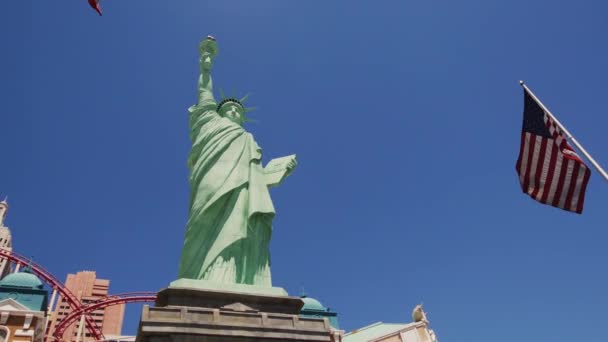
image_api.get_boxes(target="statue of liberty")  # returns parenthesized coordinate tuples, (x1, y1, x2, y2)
(178, 36, 297, 287)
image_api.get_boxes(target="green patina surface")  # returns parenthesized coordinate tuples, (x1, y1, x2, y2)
(178, 36, 296, 287)
(300, 296, 340, 329)
(0, 268, 48, 312)
(170, 278, 288, 296)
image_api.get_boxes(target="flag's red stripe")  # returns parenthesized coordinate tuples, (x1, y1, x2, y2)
(563, 145, 585, 164)
(516, 133, 526, 179)
(564, 162, 580, 211)
(552, 157, 569, 208)
(522, 135, 536, 192)
(576, 168, 591, 214)
(530, 138, 548, 199)
(540, 140, 558, 204)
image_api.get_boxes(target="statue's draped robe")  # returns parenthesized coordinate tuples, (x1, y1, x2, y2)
(178, 105, 275, 286)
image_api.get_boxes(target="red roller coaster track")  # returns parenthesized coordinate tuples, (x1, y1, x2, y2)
(0, 249, 157, 342)
(0, 249, 104, 340)
(53, 292, 157, 340)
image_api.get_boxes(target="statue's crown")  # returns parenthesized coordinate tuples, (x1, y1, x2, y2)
(217, 92, 255, 119)
(217, 98, 244, 111)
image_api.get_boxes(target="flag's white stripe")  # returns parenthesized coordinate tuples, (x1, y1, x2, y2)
(519, 133, 531, 185)
(554, 119, 562, 136)
(549, 121, 556, 135)
(563, 147, 583, 160)
(546, 148, 563, 204)
(535, 139, 553, 201)
(527, 135, 543, 194)
(545, 115, 555, 136)
(569, 165, 587, 212)
(555, 135, 564, 149)
(558, 159, 574, 209)
(545, 112, 562, 136)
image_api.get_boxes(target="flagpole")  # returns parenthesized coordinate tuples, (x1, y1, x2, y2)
(519, 80, 608, 182)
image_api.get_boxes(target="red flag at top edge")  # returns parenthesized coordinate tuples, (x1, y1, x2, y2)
(515, 90, 591, 214)
(88, 0, 102, 16)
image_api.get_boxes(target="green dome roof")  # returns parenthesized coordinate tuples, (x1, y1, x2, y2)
(300, 296, 340, 329)
(301, 297, 326, 311)
(0, 269, 44, 289)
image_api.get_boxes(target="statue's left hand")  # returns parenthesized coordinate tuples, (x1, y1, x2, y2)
(264, 154, 297, 187)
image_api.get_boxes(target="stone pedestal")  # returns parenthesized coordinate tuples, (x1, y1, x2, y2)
(135, 281, 333, 342)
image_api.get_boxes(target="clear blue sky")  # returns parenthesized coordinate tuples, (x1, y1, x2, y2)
(2, 1, 608, 340)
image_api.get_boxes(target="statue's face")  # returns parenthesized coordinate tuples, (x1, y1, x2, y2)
(219, 103, 245, 125)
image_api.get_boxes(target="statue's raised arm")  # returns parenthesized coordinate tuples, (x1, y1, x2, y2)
(196, 36, 218, 110)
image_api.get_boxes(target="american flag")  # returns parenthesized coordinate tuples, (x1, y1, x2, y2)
(515, 90, 591, 214)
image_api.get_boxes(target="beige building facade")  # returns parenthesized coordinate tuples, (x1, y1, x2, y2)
(344, 321, 438, 342)
(0, 270, 49, 342)
(0, 299, 46, 342)
(0, 200, 13, 280)
(343, 306, 438, 342)
(47, 271, 124, 342)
